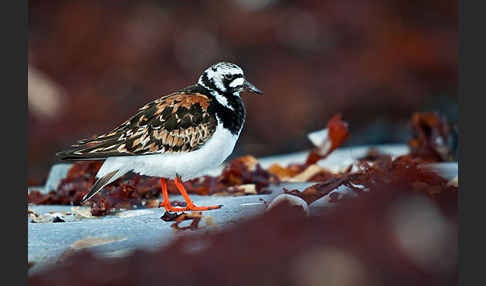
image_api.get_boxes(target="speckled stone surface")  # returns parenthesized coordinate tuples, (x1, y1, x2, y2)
(28, 145, 410, 274)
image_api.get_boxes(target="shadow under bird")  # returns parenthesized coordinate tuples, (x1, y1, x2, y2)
(56, 62, 263, 212)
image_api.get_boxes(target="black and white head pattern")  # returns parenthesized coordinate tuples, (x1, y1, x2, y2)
(198, 62, 246, 109)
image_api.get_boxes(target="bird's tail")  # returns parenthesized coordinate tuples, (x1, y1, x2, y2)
(81, 169, 125, 203)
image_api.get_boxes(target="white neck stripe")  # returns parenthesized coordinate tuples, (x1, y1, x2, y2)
(211, 90, 235, 111)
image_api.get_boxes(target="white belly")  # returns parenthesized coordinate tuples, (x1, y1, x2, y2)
(96, 122, 240, 181)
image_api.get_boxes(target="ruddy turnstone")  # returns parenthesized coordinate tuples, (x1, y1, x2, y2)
(56, 62, 262, 212)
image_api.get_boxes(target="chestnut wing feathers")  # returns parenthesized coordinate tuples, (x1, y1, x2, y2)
(56, 92, 217, 161)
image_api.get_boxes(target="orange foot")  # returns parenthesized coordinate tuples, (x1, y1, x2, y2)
(159, 177, 223, 213)
(159, 202, 222, 212)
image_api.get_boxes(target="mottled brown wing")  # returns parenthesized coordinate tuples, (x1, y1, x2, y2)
(56, 91, 217, 161)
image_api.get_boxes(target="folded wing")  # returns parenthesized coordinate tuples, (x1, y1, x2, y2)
(56, 90, 217, 161)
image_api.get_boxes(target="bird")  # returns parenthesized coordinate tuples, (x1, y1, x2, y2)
(56, 62, 263, 212)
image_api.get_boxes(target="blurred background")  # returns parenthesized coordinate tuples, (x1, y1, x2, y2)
(28, 0, 457, 183)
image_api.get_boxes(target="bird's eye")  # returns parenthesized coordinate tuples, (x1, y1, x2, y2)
(224, 74, 234, 81)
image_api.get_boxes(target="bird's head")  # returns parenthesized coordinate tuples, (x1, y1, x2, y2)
(198, 62, 263, 96)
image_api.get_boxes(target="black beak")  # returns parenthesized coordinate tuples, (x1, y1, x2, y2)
(243, 79, 263, 95)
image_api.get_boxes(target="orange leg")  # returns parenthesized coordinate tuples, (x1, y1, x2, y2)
(159, 178, 188, 212)
(174, 177, 222, 211)
(159, 177, 222, 212)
